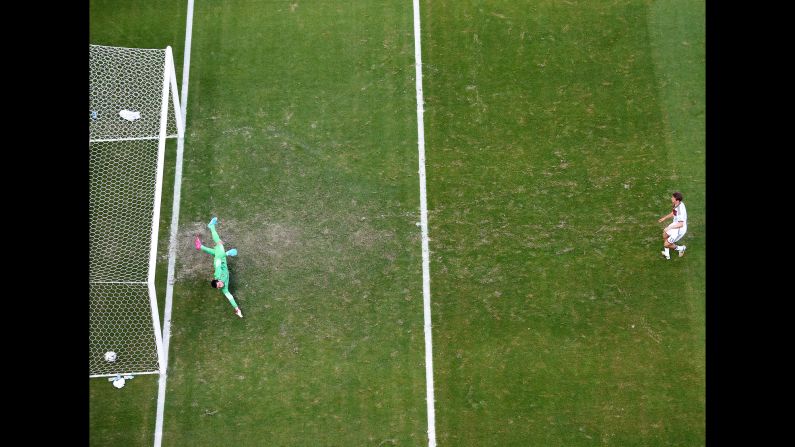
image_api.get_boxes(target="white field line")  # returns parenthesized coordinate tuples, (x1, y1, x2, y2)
(154, 0, 194, 446)
(412, 1, 437, 446)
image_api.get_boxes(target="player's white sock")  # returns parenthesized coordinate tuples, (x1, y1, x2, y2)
(675, 245, 683, 251)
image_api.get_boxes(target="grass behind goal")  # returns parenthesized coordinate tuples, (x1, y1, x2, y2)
(89, 1, 705, 446)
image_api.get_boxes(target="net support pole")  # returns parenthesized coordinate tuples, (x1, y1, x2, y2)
(146, 46, 173, 376)
(168, 49, 184, 138)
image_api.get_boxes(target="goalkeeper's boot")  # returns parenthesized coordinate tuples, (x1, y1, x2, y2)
(194, 235, 202, 250)
(208, 216, 218, 227)
(226, 248, 238, 257)
(235, 307, 243, 318)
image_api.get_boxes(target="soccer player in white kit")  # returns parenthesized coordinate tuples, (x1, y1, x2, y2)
(658, 191, 687, 259)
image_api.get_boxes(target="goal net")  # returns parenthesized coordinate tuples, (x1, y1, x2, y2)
(89, 44, 183, 378)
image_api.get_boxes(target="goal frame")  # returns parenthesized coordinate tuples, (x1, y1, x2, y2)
(89, 45, 184, 378)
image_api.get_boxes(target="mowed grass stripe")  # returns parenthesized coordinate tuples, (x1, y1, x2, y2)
(163, 2, 427, 446)
(422, 1, 704, 445)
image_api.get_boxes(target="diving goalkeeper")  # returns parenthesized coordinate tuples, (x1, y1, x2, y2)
(194, 217, 243, 318)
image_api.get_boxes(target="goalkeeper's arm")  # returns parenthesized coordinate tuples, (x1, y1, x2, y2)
(223, 290, 239, 309)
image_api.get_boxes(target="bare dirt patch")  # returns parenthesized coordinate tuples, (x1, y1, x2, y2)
(174, 217, 301, 281)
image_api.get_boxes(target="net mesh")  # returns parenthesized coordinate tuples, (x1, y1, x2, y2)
(89, 44, 172, 377)
(89, 139, 158, 282)
(89, 45, 177, 141)
(89, 283, 160, 376)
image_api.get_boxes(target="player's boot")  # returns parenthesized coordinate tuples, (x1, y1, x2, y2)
(235, 307, 243, 318)
(678, 245, 686, 257)
(660, 250, 670, 260)
(208, 216, 218, 227)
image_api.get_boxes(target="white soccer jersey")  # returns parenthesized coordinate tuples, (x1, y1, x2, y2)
(673, 201, 687, 232)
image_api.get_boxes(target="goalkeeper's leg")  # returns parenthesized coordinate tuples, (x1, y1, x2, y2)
(208, 217, 221, 243)
(195, 234, 215, 255)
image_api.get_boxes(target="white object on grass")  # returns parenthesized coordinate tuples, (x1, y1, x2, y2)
(108, 374, 134, 388)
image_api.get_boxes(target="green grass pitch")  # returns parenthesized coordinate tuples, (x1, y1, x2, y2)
(89, 1, 705, 446)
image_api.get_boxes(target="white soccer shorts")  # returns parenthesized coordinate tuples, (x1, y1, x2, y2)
(666, 227, 686, 244)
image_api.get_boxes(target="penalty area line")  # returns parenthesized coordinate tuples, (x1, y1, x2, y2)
(412, 1, 437, 446)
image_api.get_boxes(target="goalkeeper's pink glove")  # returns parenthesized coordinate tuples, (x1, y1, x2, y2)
(194, 236, 202, 250)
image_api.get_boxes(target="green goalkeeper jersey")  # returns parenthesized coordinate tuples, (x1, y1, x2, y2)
(213, 247, 230, 294)
(202, 243, 233, 298)
(200, 220, 239, 309)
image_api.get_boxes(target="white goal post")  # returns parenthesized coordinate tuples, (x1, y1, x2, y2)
(89, 45, 184, 378)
